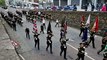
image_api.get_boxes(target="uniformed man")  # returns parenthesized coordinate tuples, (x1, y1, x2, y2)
(79, 22, 85, 37)
(60, 36, 69, 59)
(12, 16, 17, 31)
(88, 31, 95, 48)
(97, 36, 107, 54)
(46, 31, 53, 54)
(103, 42, 107, 60)
(40, 24, 44, 34)
(76, 43, 85, 60)
(33, 32, 40, 50)
(25, 28, 30, 39)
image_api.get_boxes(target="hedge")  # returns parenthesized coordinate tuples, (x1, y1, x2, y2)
(43, 11, 107, 36)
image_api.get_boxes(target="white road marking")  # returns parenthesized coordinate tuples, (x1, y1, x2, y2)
(67, 43, 95, 60)
(19, 54, 25, 60)
(70, 39, 74, 41)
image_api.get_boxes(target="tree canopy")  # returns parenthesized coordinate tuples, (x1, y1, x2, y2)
(0, 0, 5, 6)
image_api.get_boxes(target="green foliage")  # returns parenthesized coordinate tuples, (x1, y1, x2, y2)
(0, 0, 5, 6)
(44, 11, 107, 36)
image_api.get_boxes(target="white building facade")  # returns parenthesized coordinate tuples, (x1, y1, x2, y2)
(52, 0, 107, 9)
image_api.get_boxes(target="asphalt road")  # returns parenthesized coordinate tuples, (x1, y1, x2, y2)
(0, 7, 104, 60)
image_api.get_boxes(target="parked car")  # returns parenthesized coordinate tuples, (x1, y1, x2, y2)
(64, 5, 73, 11)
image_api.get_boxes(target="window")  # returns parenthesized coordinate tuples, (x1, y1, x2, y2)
(61, 0, 67, 6)
(54, 0, 59, 6)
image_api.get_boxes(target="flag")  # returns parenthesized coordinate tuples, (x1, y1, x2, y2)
(33, 22, 38, 32)
(47, 21, 52, 34)
(86, 14, 91, 26)
(61, 17, 66, 27)
(81, 15, 85, 22)
(64, 21, 67, 31)
(82, 27, 88, 42)
(91, 16, 99, 32)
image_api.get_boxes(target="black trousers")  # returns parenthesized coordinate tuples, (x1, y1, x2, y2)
(55, 23, 59, 27)
(88, 39, 95, 48)
(76, 55, 84, 60)
(43, 23, 46, 29)
(13, 24, 16, 31)
(26, 33, 30, 39)
(46, 41, 52, 53)
(98, 45, 105, 54)
(40, 28, 44, 34)
(34, 39, 40, 50)
(60, 46, 67, 59)
(79, 29, 84, 36)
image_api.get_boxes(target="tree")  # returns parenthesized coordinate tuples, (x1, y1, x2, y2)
(0, 0, 5, 6)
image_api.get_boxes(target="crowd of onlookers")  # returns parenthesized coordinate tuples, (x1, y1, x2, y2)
(46, 4, 77, 11)
(45, 2, 107, 12)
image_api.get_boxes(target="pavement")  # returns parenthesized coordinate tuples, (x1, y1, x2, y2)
(0, 7, 104, 60)
(0, 18, 20, 60)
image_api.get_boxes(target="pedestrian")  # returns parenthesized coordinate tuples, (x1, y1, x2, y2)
(84, 4, 88, 11)
(46, 31, 53, 54)
(34, 32, 40, 50)
(60, 36, 69, 59)
(40, 24, 44, 34)
(25, 28, 30, 39)
(101, 4, 106, 12)
(88, 31, 96, 48)
(55, 19, 59, 27)
(97, 36, 107, 54)
(73, 4, 77, 11)
(91, 4, 95, 11)
(79, 22, 85, 37)
(76, 43, 85, 60)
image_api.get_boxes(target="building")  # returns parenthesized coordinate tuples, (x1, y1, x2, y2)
(8, 0, 39, 5)
(52, 0, 107, 9)
(34, 0, 39, 3)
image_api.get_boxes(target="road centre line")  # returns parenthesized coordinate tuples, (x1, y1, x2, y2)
(67, 43, 95, 60)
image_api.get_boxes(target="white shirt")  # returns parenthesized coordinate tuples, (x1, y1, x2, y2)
(38, 11, 41, 15)
(42, 19, 45, 23)
(56, 19, 59, 23)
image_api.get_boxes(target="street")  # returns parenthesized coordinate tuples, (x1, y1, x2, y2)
(0, 7, 104, 60)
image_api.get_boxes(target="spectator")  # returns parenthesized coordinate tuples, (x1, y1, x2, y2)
(73, 4, 77, 11)
(84, 4, 88, 11)
(101, 4, 106, 12)
(91, 4, 95, 11)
